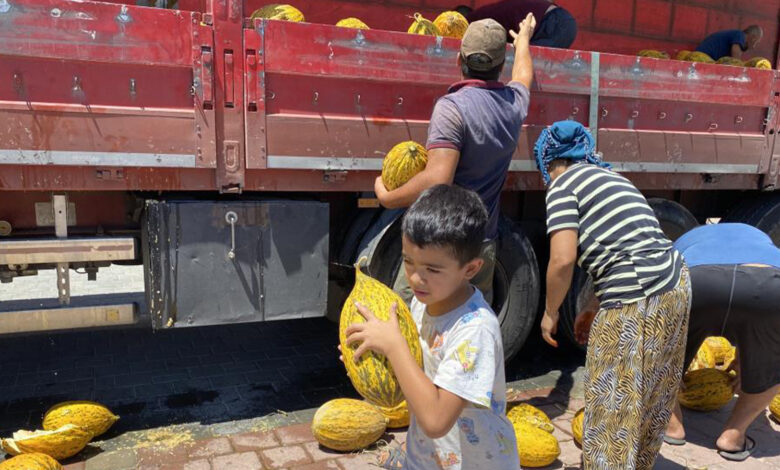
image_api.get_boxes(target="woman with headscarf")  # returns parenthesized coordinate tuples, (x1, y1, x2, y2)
(535, 121, 692, 469)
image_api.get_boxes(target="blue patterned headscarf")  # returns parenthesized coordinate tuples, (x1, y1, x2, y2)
(533, 120, 610, 185)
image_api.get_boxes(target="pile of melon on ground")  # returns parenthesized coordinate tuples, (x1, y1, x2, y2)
(637, 49, 772, 69)
(0, 401, 118, 468)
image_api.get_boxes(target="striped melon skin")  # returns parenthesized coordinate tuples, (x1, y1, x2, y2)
(513, 421, 560, 468)
(716, 57, 744, 66)
(770, 394, 780, 421)
(375, 400, 410, 428)
(336, 17, 369, 29)
(507, 403, 555, 434)
(312, 399, 387, 451)
(43, 401, 119, 438)
(745, 57, 772, 69)
(407, 13, 440, 36)
(571, 407, 584, 446)
(433, 11, 468, 39)
(250, 4, 304, 22)
(688, 51, 715, 63)
(1, 425, 92, 460)
(675, 50, 692, 61)
(679, 368, 734, 411)
(689, 336, 736, 371)
(339, 266, 423, 408)
(637, 49, 670, 59)
(381, 141, 427, 191)
(0, 453, 62, 470)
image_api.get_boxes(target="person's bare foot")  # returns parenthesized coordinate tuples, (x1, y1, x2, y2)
(665, 401, 686, 442)
(716, 429, 747, 452)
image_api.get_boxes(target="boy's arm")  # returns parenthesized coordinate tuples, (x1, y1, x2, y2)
(509, 13, 536, 90)
(346, 303, 467, 439)
(385, 339, 468, 438)
(374, 148, 459, 209)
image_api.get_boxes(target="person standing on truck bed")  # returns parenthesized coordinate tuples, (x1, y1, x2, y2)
(373, 14, 535, 305)
(455, 0, 577, 48)
(695, 25, 763, 61)
(536, 121, 691, 469)
(661, 223, 780, 462)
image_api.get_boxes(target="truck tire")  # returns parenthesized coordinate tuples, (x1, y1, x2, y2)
(647, 198, 699, 241)
(558, 199, 698, 349)
(724, 194, 780, 246)
(358, 211, 540, 362)
(326, 208, 383, 323)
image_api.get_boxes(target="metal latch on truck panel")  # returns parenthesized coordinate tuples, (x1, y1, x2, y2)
(224, 50, 235, 107)
(199, 47, 214, 107)
(225, 211, 238, 259)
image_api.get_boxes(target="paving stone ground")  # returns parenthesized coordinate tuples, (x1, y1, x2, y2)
(2, 266, 780, 468)
(43, 385, 780, 470)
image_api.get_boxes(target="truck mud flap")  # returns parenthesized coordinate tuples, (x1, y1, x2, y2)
(144, 200, 328, 329)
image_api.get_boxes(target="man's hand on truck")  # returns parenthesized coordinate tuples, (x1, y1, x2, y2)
(509, 13, 536, 90)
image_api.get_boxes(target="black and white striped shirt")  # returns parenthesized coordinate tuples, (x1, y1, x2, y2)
(545, 163, 682, 308)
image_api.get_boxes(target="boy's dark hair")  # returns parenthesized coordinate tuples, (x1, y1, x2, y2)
(402, 184, 488, 264)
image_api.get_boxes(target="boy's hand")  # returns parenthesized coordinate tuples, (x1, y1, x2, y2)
(509, 13, 536, 48)
(346, 302, 407, 361)
(540, 309, 559, 348)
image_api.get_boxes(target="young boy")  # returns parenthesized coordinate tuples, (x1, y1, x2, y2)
(344, 185, 520, 470)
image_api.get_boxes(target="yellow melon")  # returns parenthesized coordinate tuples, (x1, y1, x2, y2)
(637, 49, 670, 59)
(250, 4, 304, 22)
(43, 401, 119, 438)
(433, 11, 468, 39)
(689, 337, 736, 372)
(675, 50, 692, 61)
(375, 400, 410, 428)
(311, 398, 387, 451)
(716, 56, 744, 66)
(744, 57, 772, 69)
(1, 425, 92, 460)
(381, 141, 428, 191)
(0, 453, 62, 470)
(407, 13, 440, 36)
(507, 403, 555, 434)
(336, 17, 369, 29)
(513, 421, 560, 467)
(339, 263, 423, 408)
(770, 394, 780, 422)
(571, 407, 584, 446)
(679, 368, 734, 411)
(688, 51, 715, 63)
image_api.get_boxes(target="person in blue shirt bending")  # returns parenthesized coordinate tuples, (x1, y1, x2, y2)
(664, 223, 780, 462)
(696, 25, 763, 60)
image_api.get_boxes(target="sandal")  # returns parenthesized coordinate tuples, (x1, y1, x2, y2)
(377, 444, 406, 469)
(717, 435, 756, 462)
(663, 434, 686, 446)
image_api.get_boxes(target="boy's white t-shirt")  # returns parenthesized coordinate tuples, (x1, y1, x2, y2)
(404, 288, 521, 470)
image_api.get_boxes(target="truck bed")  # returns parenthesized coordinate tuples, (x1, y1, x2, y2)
(1, 0, 778, 196)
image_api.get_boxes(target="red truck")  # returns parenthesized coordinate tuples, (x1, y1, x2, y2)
(1, 0, 778, 360)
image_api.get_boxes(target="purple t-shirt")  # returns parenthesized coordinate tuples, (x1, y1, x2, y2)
(427, 80, 530, 239)
(467, 0, 553, 40)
